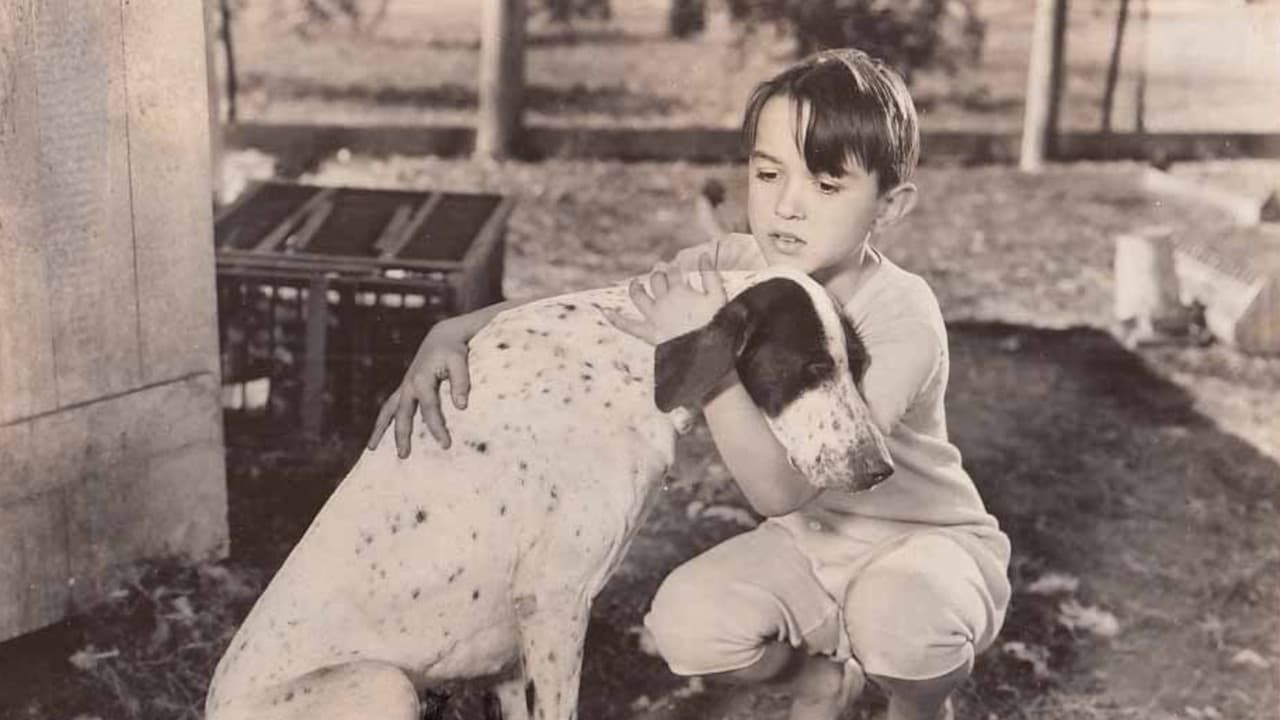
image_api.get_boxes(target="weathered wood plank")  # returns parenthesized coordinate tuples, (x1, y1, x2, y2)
(35, 0, 140, 405)
(0, 0, 58, 424)
(0, 374, 222, 506)
(123, 0, 221, 382)
(0, 490, 71, 640)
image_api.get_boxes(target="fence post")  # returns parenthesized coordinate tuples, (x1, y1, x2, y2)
(475, 0, 526, 159)
(1020, 0, 1068, 171)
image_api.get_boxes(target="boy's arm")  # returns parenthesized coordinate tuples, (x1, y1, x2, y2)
(368, 293, 554, 456)
(701, 375, 822, 517)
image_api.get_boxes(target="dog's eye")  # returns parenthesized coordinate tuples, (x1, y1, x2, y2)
(804, 360, 834, 379)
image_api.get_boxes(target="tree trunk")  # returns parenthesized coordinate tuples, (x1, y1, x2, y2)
(1100, 0, 1129, 133)
(1020, 0, 1067, 172)
(475, 0, 527, 160)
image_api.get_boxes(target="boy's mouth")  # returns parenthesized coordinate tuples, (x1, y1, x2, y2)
(769, 231, 806, 253)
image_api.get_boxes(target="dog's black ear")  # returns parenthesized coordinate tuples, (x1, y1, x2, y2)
(654, 300, 753, 412)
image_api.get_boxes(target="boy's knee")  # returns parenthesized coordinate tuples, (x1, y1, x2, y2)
(644, 566, 785, 676)
(844, 539, 993, 680)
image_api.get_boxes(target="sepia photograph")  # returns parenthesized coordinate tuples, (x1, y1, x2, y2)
(1, 1, 1278, 718)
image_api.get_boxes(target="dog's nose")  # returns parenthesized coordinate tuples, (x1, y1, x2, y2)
(853, 455, 893, 490)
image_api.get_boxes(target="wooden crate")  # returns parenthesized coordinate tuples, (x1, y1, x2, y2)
(214, 181, 514, 436)
(1174, 225, 1280, 355)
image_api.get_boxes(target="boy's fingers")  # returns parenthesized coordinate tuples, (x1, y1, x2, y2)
(650, 269, 670, 297)
(627, 278, 655, 314)
(422, 403, 452, 451)
(444, 355, 470, 409)
(414, 379, 451, 449)
(392, 395, 416, 458)
(367, 389, 399, 449)
(697, 253, 727, 300)
(601, 306, 656, 344)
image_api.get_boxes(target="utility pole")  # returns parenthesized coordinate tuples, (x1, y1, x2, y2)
(1020, 0, 1068, 172)
(475, 0, 526, 159)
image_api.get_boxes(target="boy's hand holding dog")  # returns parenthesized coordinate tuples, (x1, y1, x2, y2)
(368, 314, 473, 456)
(604, 253, 727, 347)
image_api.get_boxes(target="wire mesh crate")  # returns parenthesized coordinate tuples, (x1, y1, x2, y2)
(214, 181, 514, 437)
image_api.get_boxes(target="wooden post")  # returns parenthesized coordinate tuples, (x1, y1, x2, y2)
(204, 0, 224, 205)
(475, 0, 526, 160)
(1020, 0, 1068, 172)
(0, 0, 227, 640)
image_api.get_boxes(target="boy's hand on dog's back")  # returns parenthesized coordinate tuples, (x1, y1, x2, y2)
(605, 254, 726, 346)
(367, 317, 472, 458)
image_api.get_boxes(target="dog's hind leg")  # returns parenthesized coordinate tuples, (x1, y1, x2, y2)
(491, 674, 531, 720)
(513, 597, 591, 720)
(206, 660, 419, 720)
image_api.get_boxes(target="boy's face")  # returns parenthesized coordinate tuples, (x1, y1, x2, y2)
(746, 95, 885, 284)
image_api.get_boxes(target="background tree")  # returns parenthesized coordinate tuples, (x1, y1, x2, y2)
(724, 0, 985, 81)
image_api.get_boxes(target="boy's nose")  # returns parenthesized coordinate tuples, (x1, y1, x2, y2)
(774, 182, 805, 219)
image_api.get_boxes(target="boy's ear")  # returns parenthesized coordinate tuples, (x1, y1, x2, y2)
(654, 300, 753, 413)
(875, 181, 917, 230)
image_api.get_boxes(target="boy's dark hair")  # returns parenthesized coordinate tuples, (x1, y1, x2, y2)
(742, 48, 920, 193)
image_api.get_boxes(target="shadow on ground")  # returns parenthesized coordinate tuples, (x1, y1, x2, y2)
(1, 323, 1277, 719)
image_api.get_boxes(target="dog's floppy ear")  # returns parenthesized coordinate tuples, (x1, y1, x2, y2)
(654, 300, 754, 412)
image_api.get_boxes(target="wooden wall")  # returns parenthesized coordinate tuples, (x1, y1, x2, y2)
(0, 0, 227, 640)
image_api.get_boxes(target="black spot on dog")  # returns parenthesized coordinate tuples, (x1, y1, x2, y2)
(474, 441, 488, 453)
(447, 568, 462, 583)
(550, 487, 559, 500)
(525, 680, 537, 717)
(563, 397, 572, 404)
(583, 360, 594, 369)
(471, 530, 479, 541)
(548, 650, 557, 662)
(499, 504, 507, 516)
(415, 508, 428, 524)
(497, 342, 510, 350)
(472, 589, 481, 601)
(519, 461, 528, 471)
(560, 303, 578, 312)
(581, 373, 592, 382)
(412, 588, 421, 599)
(603, 400, 612, 409)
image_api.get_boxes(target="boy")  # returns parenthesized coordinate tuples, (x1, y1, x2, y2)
(368, 48, 1010, 720)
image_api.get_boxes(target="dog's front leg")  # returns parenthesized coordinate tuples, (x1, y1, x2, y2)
(509, 593, 591, 720)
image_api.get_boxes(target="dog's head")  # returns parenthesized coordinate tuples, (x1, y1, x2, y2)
(654, 267, 892, 493)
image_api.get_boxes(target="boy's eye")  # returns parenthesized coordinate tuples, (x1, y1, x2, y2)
(817, 180, 842, 194)
(754, 168, 780, 182)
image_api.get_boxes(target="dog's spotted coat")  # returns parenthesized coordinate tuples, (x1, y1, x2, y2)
(205, 266, 892, 720)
